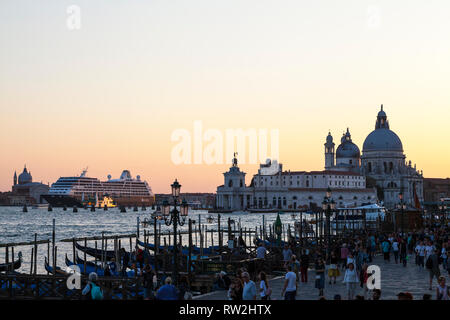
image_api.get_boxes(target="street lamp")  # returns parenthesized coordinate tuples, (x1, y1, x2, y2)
(162, 179, 189, 285)
(438, 198, 447, 225)
(396, 192, 406, 235)
(322, 187, 336, 263)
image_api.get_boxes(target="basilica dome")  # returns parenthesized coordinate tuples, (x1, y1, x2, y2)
(363, 128, 403, 152)
(362, 105, 403, 153)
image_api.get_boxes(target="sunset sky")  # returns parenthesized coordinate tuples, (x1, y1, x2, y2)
(1, 0, 449, 193)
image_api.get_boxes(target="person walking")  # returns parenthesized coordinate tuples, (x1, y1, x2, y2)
(415, 241, 425, 267)
(315, 257, 325, 297)
(242, 272, 256, 300)
(328, 251, 340, 285)
(381, 238, 390, 263)
(81, 272, 104, 300)
(299, 249, 309, 283)
(282, 244, 293, 265)
(228, 278, 243, 301)
(343, 263, 359, 300)
(258, 271, 271, 300)
(399, 238, 408, 267)
(392, 238, 399, 264)
(156, 277, 179, 300)
(281, 265, 297, 300)
(340, 244, 349, 269)
(436, 276, 449, 300)
(426, 249, 441, 291)
(289, 255, 300, 283)
(142, 264, 156, 300)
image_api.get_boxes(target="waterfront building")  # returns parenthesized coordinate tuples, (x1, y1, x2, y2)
(216, 157, 376, 211)
(10, 166, 49, 205)
(216, 106, 424, 211)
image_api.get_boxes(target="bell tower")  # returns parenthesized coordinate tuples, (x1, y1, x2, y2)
(324, 131, 335, 170)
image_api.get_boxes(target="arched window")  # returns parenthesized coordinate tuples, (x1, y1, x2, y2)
(389, 162, 393, 173)
(240, 180, 243, 187)
(228, 180, 233, 187)
(306, 180, 309, 187)
(368, 162, 372, 173)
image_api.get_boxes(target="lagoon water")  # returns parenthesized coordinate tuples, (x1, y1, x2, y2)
(0, 206, 301, 274)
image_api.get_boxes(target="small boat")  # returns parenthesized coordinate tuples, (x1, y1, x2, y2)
(75, 243, 118, 261)
(44, 257, 68, 275)
(137, 240, 220, 255)
(0, 252, 22, 272)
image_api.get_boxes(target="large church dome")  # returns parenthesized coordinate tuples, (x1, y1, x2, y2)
(18, 166, 32, 185)
(336, 128, 360, 158)
(362, 105, 403, 153)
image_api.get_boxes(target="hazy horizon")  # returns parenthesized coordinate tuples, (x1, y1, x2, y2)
(1, 0, 450, 193)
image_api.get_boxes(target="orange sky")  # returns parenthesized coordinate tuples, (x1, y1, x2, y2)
(1, 1, 449, 193)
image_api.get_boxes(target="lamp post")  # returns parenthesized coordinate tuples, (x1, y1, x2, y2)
(438, 198, 447, 225)
(322, 187, 335, 264)
(162, 179, 189, 285)
(396, 192, 406, 236)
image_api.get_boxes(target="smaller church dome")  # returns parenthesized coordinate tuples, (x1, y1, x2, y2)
(18, 166, 32, 185)
(336, 128, 360, 158)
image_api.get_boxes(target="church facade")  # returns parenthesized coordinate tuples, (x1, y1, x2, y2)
(216, 106, 423, 211)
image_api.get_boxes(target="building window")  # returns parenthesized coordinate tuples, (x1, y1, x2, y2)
(228, 180, 233, 187)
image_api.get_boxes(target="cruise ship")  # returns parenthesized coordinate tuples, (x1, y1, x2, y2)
(42, 169, 155, 207)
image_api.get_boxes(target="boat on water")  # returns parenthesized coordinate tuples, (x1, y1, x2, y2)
(137, 240, 220, 256)
(0, 252, 22, 272)
(42, 168, 155, 208)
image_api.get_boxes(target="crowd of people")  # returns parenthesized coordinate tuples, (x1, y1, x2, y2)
(79, 222, 449, 301)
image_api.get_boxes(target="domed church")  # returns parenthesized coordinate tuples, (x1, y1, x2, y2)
(11, 166, 49, 205)
(324, 105, 424, 209)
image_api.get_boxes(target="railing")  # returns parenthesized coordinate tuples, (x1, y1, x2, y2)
(0, 273, 143, 300)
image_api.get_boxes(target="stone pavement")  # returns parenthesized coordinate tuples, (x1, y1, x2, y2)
(194, 255, 450, 300)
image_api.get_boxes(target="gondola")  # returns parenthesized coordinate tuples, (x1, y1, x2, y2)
(0, 252, 22, 272)
(137, 239, 220, 255)
(44, 256, 69, 275)
(65, 254, 106, 276)
(75, 243, 117, 261)
(66, 254, 152, 277)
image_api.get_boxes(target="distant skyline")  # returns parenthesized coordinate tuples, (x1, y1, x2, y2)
(1, 1, 450, 193)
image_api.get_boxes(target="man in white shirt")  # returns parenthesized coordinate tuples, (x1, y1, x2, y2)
(415, 241, 425, 267)
(424, 241, 435, 262)
(256, 242, 267, 259)
(281, 265, 297, 300)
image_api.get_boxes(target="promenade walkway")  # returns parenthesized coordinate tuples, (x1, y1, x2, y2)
(194, 255, 450, 300)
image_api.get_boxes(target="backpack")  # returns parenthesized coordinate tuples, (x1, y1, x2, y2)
(425, 256, 433, 270)
(91, 283, 104, 300)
